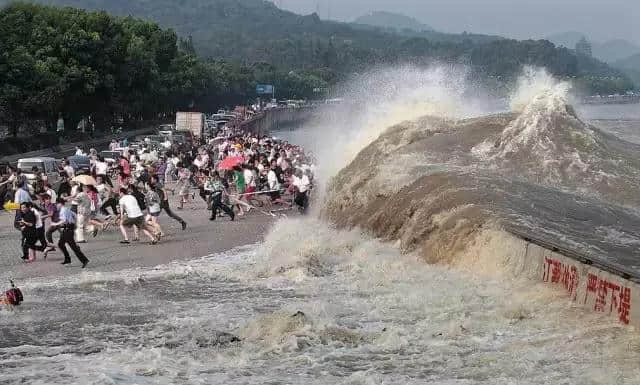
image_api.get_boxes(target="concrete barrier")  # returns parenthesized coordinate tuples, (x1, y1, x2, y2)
(0, 127, 155, 163)
(240, 107, 315, 136)
(507, 231, 639, 328)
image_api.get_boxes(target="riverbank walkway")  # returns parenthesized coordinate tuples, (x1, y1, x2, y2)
(0, 196, 276, 281)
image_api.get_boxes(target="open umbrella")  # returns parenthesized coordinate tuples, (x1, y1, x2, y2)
(217, 156, 244, 170)
(72, 174, 97, 186)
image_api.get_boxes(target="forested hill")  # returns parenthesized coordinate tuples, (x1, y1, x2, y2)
(0, 0, 497, 64)
(0, 0, 635, 94)
(353, 11, 433, 32)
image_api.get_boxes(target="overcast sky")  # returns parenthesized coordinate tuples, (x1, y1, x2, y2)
(274, 0, 639, 44)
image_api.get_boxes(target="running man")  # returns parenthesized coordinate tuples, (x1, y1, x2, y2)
(150, 175, 187, 230)
(205, 171, 235, 221)
(118, 188, 159, 245)
(50, 198, 89, 267)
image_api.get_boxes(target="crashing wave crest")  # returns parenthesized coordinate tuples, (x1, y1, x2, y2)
(321, 67, 640, 267)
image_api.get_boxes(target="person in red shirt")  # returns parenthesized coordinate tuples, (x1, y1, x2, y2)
(118, 156, 131, 186)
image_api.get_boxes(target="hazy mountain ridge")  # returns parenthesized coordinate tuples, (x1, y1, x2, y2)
(612, 54, 640, 88)
(0, 0, 634, 93)
(614, 54, 640, 70)
(546, 31, 640, 63)
(353, 11, 433, 32)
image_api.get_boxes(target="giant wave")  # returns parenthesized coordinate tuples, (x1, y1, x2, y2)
(321, 67, 640, 269)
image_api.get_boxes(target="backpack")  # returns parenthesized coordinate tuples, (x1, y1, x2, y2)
(147, 191, 161, 214)
(133, 190, 146, 210)
(154, 186, 165, 202)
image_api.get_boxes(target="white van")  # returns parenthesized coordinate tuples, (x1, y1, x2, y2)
(17, 157, 61, 189)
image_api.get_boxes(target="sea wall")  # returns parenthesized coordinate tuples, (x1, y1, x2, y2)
(505, 232, 639, 328)
(240, 107, 315, 136)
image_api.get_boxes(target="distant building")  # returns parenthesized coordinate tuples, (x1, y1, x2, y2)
(575, 37, 592, 57)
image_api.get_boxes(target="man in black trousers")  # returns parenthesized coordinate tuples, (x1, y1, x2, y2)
(150, 175, 187, 231)
(205, 171, 235, 221)
(50, 198, 89, 268)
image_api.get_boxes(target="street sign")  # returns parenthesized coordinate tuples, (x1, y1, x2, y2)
(256, 84, 274, 95)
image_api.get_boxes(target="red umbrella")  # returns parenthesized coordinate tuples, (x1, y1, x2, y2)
(218, 156, 245, 170)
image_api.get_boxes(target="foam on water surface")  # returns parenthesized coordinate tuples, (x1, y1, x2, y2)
(2, 218, 640, 384)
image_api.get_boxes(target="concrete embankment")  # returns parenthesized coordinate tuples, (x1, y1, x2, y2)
(0, 127, 155, 163)
(240, 107, 316, 136)
(503, 229, 639, 328)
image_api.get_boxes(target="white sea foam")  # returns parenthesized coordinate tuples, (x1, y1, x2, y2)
(298, 64, 495, 204)
(3, 221, 640, 384)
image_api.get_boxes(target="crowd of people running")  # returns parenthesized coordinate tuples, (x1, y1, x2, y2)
(0, 131, 315, 268)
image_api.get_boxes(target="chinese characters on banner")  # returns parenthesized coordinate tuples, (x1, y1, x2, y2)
(584, 273, 631, 325)
(542, 256, 632, 325)
(542, 256, 579, 300)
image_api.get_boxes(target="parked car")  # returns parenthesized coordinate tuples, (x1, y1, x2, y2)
(99, 151, 122, 166)
(17, 157, 62, 189)
(67, 156, 91, 175)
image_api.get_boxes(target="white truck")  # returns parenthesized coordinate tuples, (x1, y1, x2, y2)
(175, 112, 204, 142)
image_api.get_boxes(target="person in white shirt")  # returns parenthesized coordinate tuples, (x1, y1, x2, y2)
(164, 158, 176, 183)
(68, 181, 80, 211)
(267, 167, 280, 191)
(218, 142, 228, 156)
(280, 158, 290, 172)
(292, 170, 311, 213)
(0, 169, 16, 190)
(73, 185, 93, 243)
(75, 146, 84, 156)
(118, 188, 158, 244)
(44, 184, 57, 203)
(193, 155, 204, 170)
(266, 164, 287, 205)
(94, 156, 112, 187)
(14, 183, 32, 204)
(243, 165, 256, 193)
(31, 205, 49, 254)
(62, 160, 75, 178)
(134, 161, 145, 180)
